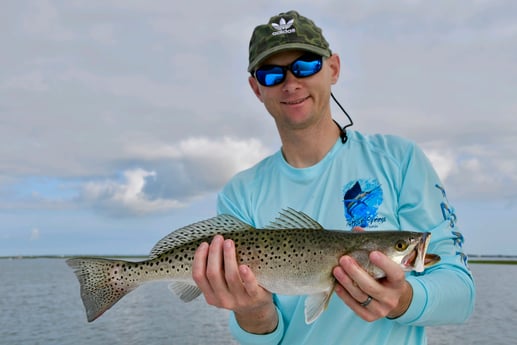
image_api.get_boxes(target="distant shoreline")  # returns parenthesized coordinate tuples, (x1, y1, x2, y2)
(0, 255, 148, 260)
(1, 255, 517, 265)
(468, 260, 517, 265)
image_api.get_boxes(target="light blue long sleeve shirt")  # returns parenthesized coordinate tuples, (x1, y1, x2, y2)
(217, 130, 475, 345)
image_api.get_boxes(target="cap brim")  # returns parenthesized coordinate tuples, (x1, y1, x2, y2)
(248, 43, 331, 73)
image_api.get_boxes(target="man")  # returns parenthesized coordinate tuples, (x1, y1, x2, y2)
(192, 10, 475, 344)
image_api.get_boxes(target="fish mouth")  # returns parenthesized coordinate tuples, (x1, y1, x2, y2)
(402, 232, 440, 272)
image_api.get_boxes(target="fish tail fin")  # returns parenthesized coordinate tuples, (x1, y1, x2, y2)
(66, 257, 139, 322)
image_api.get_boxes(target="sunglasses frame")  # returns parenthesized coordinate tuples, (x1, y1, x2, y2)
(253, 53, 323, 87)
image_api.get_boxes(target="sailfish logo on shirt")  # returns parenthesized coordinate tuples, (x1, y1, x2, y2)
(343, 179, 385, 228)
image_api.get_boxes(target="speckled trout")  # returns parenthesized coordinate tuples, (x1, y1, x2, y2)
(67, 209, 440, 324)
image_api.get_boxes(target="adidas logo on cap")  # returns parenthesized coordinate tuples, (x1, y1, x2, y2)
(271, 17, 295, 36)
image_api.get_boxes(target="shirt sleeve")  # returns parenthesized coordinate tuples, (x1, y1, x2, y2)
(228, 307, 285, 345)
(391, 141, 475, 325)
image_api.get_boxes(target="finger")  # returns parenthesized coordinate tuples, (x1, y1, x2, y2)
(352, 226, 365, 232)
(239, 264, 261, 298)
(339, 255, 378, 293)
(333, 257, 371, 302)
(222, 239, 246, 294)
(334, 265, 379, 321)
(369, 251, 405, 284)
(206, 235, 229, 292)
(193, 241, 227, 307)
(192, 242, 210, 290)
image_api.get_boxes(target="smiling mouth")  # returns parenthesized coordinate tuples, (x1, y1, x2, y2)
(282, 96, 309, 105)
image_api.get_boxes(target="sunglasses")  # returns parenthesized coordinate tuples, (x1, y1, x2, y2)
(253, 54, 323, 87)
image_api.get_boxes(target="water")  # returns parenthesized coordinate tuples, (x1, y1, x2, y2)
(427, 264, 517, 344)
(0, 259, 515, 345)
(0, 259, 236, 345)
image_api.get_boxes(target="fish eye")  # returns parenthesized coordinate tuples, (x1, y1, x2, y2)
(395, 240, 409, 251)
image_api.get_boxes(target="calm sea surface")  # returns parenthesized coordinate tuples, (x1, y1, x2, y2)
(0, 259, 515, 345)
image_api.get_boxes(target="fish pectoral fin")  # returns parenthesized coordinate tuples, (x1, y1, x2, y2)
(304, 286, 335, 324)
(168, 282, 202, 302)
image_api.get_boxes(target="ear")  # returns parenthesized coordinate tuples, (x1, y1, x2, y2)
(327, 54, 340, 85)
(248, 75, 264, 102)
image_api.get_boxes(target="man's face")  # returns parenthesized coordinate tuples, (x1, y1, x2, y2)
(249, 50, 340, 133)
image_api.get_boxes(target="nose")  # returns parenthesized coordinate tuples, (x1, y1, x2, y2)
(281, 70, 301, 92)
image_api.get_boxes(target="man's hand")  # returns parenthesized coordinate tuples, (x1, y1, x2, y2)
(332, 227, 413, 321)
(192, 235, 278, 334)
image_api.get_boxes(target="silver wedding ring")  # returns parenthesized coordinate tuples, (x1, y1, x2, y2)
(360, 295, 373, 307)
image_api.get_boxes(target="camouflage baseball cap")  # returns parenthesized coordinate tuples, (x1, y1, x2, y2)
(248, 10, 332, 73)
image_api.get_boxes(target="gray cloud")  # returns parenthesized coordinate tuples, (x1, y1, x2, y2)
(76, 136, 271, 216)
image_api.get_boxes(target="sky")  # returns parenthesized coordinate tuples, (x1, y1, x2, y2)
(1, 0, 516, 256)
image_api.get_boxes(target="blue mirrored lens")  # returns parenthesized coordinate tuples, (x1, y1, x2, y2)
(292, 59, 322, 77)
(256, 66, 285, 86)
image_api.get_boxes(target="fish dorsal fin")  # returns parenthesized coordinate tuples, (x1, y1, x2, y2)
(266, 208, 323, 230)
(149, 214, 253, 259)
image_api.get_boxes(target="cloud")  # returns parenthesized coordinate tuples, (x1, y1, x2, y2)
(81, 168, 183, 216)
(423, 142, 517, 201)
(79, 136, 271, 216)
(127, 136, 269, 174)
